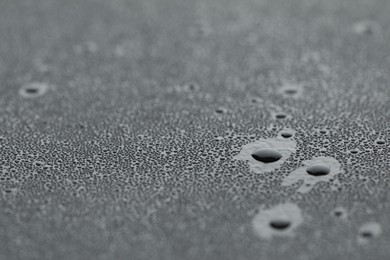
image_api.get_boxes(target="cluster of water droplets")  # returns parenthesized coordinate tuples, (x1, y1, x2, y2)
(8, 74, 387, 249)
(229, 80, 387, 243)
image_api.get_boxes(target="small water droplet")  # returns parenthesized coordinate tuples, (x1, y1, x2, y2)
(331, 207, 348, 219)
(215, 107, 227, 114)
(34, 161, 43, 167)
(186, 82, 199, 91)
(19, 82, 49, 98)
(361, 231, 373, 238)
(275, 114, 287, 119)
(281, 132, 293, 138)
(284, 89, 297, 95)
(278, 128, 296, 139)
(279, 82, 303, 98)
(251, 97, 262, 103)
(251, 148, 282, 163)
(26, 88, 38, 94)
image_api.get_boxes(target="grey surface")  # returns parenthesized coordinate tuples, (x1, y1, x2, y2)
(0, 0, 389, 259)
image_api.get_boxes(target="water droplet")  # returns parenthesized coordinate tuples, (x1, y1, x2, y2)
(334, 211, 342, 217)
(279, 82, 303, 98)
(251, 148, 282, 163)
(34, 160, 44, 167)
(278, 128, 296, 139)
(185, 82, 199, 91)
(361, 232, 373, 238)
(306, 164, 330, 176)
(331, 207, 348, 220)
(215, 107, 227, 114)
(27, 88, 38, 94)
(357, 222, 382, 245)
(234, 138, 296, 174)
(251, 97, 262, 103)
(275, 114, 287, 119)
(284, 89, 297, 95)
(252, 203, 303, 239)
(281, 132, 293, 138)
(19, 82, 49, 98)
(281, 157, 342, 193)
(270, 220, 291, 230)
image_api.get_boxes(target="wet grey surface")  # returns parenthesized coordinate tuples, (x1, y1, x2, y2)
(0, 0, 389, 259)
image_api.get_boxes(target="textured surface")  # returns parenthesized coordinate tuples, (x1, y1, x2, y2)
(0, 0, 389, 259)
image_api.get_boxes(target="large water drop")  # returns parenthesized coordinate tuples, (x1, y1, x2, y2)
(251, 148, 282, 163)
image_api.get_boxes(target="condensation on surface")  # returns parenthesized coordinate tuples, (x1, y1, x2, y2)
(281, 157, 343, 193)
(252, 202, 303, 240)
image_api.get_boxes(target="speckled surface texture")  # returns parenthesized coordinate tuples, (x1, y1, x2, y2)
(0, 0, 389, 259)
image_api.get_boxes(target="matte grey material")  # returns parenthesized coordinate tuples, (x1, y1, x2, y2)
(0, 0, 389, 259)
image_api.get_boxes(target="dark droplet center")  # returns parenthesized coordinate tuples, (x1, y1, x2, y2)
(284, 89, 297, 95)
(275, 114, 287, 119)
(251, 148, 282, 163)
(25, 88, 38, 94)
(306, 164, 330, 176)
(361, 231, 373, 238)
(270, 220, 291, 230)
(281, 132, 293, 138)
